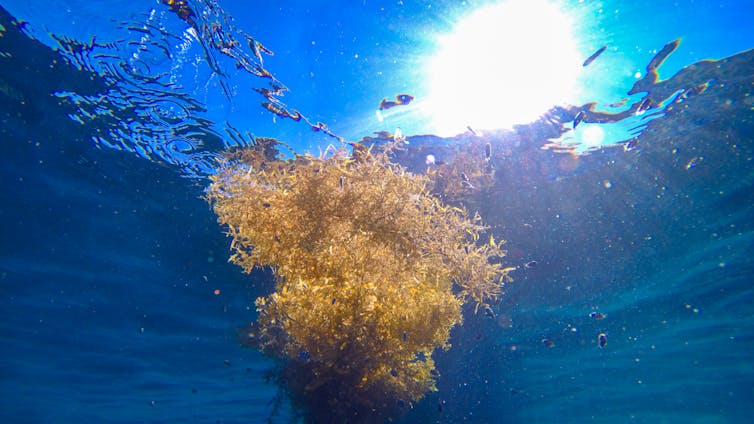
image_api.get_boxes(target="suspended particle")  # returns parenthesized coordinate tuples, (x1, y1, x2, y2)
(598, 333, 607, 348)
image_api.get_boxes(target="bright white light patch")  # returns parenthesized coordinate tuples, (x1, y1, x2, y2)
(423, 0, 582, 135)
(580, 124, 605, 147)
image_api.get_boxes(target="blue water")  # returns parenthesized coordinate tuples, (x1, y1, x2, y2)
(2, 1, 753, 423)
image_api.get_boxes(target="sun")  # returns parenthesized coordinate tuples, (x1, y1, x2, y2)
(421, 0, 582, 136)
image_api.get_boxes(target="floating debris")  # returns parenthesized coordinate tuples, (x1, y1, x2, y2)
(425, 154, 436, 166)
(524, 260, 537, 269)
(583, 45, 608, 67)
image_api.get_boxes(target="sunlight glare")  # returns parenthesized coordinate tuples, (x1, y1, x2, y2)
(580, 124, 605, 147)
(423, 0, 582, 135)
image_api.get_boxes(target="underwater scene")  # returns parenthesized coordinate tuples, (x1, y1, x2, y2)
(1, 0, 753, 423)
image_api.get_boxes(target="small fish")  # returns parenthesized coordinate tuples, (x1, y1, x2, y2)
(331, 297, 337, 305)
(162, 0, 196, 24)
(402, 331, 408, 342)
(624, 138, 639, 151)
(460, 172, 475, 189)
(248, 37, 274, 57)
(339, 176, 345, 190)
(589, 311, 606, 320)
(484, 142, 492, 161)
(573, 111, 586, 129)
(312, 121, 330, 132)
(647, 38, 681, 72)
(636, 97, 653, 114)
(583, 45, 608, 67)
(430, 368, 441, 377)
(438, 399, 446, 413)
(14, 20, 30, 32)
(223, 359, 231, 366)
(257, 83, 287, 97)
(261, 102, 302, 121)
(598, 333, 607, 347)
(484, 306, 496, 319)
(467, 125, 478, 136)
(541, 338, 555, 348)
(397, 399, 406, 408)
(396, 94, 413, 104)
(524, 260, 537, 269)
(379, 94, 414, 110)
(378, 99, 394, 110)
(390, 369, 399, 377)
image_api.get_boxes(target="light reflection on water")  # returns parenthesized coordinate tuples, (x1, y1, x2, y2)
(41, 2, 729, 181)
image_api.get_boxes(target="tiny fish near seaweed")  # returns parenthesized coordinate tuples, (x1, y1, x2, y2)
(583, 45, 607, 67)
(379, 93, 414, 110)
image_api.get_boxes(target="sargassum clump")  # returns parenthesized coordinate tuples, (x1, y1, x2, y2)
(206, 140, 512, 415)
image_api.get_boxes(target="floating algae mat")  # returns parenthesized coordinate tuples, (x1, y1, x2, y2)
(206, 139, 512, 421)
